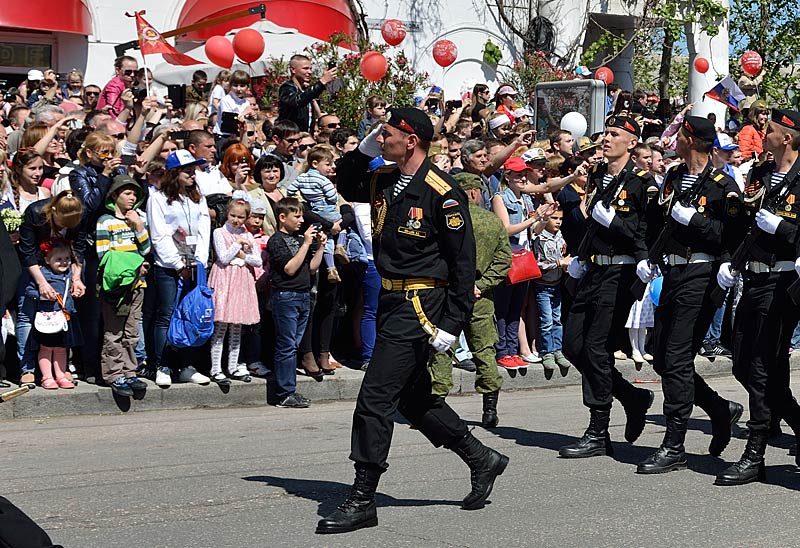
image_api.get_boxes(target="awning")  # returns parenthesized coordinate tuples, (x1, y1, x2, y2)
(176, 0, 356, 45)
(0, 0, 92, 35)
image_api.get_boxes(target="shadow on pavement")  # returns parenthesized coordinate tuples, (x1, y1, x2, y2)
(242, 475, 461, 517)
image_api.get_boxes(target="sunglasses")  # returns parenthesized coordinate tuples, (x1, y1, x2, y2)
(297, 144, 312, 152)
(85, 91, 100, 97)
(285, 137, 301, 144)
(122, 69, 136, 76)
(111, 133, 126, 140)
(324, 122, 341, 129)
(94, 150, 114, 159)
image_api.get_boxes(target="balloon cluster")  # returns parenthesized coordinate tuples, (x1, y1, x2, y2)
(205, 29, 265, 69)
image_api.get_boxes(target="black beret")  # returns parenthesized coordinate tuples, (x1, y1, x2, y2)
(606, 115, 641, 139)
(772, 108, 800, 131)
(681, 116, 716, 142)
(386, 107, 434, 142)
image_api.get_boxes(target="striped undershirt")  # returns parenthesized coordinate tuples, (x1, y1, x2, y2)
(680, 173, 699, 192)
(393, 174, 414, 198)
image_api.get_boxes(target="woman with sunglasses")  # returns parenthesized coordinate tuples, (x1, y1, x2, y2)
(493, 84, 519, 125)
(97, 55, 138, 117)
(146, 150, 211, 387)
(470, 83, 491, 123)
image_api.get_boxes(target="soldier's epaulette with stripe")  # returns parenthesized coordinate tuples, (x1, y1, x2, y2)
(590, 163, 601, 174)
(635, 169, 649, 178)
(374, 164, 398, 174)
(712, 169, 731, 186)
(425, 171, 452, 195)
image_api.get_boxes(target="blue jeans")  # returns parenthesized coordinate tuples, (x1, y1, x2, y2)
(271, 290, 311, 399)
(534, 284, 562, 354)
(792, 320, 800, 349)
(360, 260, 380, 361)
(704, 300, 726, 345)
(15, 292, 37, 375)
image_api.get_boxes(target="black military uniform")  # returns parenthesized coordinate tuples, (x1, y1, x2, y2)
(717, 109, 800, 485)
(638, 116, 747, 474)
(560, 116, 655, 458)
(316, 109, 507, 535)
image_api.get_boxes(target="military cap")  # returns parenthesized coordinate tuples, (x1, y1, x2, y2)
(772, 108, 800, 131)
(606, 115, 641, 139)
(386, 107, 434, 142)
(681, 116, 716, 142)
(453, 172, 483, 191)
(577, 136, 600, 152)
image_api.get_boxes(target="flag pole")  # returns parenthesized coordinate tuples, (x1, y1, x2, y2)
(143, 53, 152, 98)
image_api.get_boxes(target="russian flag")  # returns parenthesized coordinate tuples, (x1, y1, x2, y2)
(705, 76, 746, 112)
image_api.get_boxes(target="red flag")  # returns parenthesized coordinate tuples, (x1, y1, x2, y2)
(129, 11, 202, 66)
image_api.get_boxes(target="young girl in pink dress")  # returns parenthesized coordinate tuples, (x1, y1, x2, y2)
(208, 194, 262, 385)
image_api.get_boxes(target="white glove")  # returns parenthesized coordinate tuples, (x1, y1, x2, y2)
(795, 257, 800, 278)
(591, 203, 616, 228)
(430, 328, 457, 353)
(358, 123, 383, 158)
(671, 202, 697, 226)
(567, 257, 588, 279)
(635, 259, 653, 284)
(755, 209, 783, 234)
(716, 262, 738, 289)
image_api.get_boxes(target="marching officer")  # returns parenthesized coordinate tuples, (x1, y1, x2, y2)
(316, 109, 508, 534)
(715, 108, 800, 485)
(636, 116, 746, 475)
(559, 116, 655, 459)
(429, 172, 511, 428)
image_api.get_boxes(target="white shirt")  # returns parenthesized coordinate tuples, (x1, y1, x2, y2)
(213, 92, 247, 135)
(195, 166, 232, 197)
(146, 190, 211, 270)
(209, 84, 226, 116)
(352, 202, 374, 261)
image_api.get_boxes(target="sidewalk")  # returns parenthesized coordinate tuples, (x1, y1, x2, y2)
(0, 356, 792, 420)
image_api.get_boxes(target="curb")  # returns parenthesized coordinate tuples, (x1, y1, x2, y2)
(0, 356, 791, 420)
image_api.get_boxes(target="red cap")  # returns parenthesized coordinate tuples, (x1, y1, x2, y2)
(504, 157, 533, 172)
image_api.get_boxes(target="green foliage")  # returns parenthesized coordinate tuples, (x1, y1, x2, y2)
(483, 39, 503, 66)
(303, 32, 429, 129)
(498, 52, 569, 99)
(632, 29, 688, 97)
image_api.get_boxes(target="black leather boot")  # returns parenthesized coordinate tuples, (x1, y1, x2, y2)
(636, 416, 688, 474)
(316, 464, 382, 534)
(448, 431, 509, 510)
(715, 429, 768, 486)
(558, 409, 614, 458)
(709, 400, 744, 457)
(622, 388, 655, 443)
(482, 391, 499, 428)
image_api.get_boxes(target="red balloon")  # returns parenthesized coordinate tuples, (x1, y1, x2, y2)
(741, 50, 763, 77)
(381, 19, 406, 46)
(205, 36, 234, 69)
(233, 28, 265, 64)
(694, 57, 709, 74)
(432, 39, 457, 68)
(595, 67, 614, 84)
(360, 51, 387, 82)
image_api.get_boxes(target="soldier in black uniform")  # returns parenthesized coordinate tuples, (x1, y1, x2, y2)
(315, 109, 508, 534)
(637, 116, 746, 474)
(715, 109, 800, 485)
(559, 116, 655, 459)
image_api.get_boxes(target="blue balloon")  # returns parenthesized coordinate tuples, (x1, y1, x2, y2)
(649, 276, 663, 306)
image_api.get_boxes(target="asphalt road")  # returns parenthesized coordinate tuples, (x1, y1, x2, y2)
(3, 375, 800, 548)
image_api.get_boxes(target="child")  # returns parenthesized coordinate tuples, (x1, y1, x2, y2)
(26, 238, 81, 390)
(285, 145, 346, 283)
(213, 70, 250, 137)
(208, 70, 231, 118)
(239, 198, 271, 376)
(186, 70, 208, 104)
(357, 95, 387, 139)
(532, 207, 572, 377)
(207, 194, 262, 385)
(267, 197, 325, 408)
(96, 174, 151, 396)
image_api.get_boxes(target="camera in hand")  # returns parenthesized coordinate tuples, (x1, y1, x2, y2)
(171, 130, 190, 140)
(120, 154, 137, 166)
(445, 99, 463, 110)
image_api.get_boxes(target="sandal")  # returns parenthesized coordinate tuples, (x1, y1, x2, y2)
(56, 377, 75, 389)
(20, 372, 36, 387)
(41, 378, 58, 390)
(210, 373, 231, 387)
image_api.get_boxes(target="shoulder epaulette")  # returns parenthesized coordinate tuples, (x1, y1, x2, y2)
(375, 164, 398, 174)
(425, 171, 452, 195)
(636, 169, 648, 177)
(712, 170, 730, 186)
(591, 163, 600, 174)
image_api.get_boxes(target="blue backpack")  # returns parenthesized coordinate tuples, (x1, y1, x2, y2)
(167, 263, 215, 348)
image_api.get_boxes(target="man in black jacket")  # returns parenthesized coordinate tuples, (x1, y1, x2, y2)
(277, 54, 337, 133)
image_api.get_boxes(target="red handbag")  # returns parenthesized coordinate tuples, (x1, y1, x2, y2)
(507, 248, 542, 284)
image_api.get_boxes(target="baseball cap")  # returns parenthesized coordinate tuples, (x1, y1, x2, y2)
(165, 149, 206, 170)
(713, 133, 738, 151)
(513, 107, 533, 119)
(27, 69, 44, 82)
(386, 107, 434, 142)
(575, 66, 591, 77)
(504, 157, 533, 172)
(496, 85, 517, 97)
(521, 147, 547, 163)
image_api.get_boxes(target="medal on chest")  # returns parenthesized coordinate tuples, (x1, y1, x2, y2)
(697, 196, 707, 213)
(407, 206, 423, 229)
(617, 189, 627, 206)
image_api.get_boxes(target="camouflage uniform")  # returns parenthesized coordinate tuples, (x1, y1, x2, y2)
(429, 201, 511, 395)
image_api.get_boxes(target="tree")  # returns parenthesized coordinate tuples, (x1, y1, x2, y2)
(729, 0, 800, 107)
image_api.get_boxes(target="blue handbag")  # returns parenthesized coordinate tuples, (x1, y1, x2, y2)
(167, 263, 215, 348)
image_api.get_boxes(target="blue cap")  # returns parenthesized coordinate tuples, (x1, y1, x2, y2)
(165, 149, 206, 170)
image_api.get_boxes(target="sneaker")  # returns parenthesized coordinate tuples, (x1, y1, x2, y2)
(642, 353, 654, 362)
(110, 378, 134, 397)
(177, 366, 210, 384)
(511, 355, 528, 368)
(553, 351, 571, 376)
(276, 393, 310, 408)
(520, 352, 543, 364)
(360, 361, 370, 371)
(155, 367, 172, 387)
(699, 342, 715, 357)
(712, 344, 732, 358)
(496, 355, 519, 369)
(541, 353, 557, 371)
(125, 377, 148, 391)
(613, 350, 628, 360)
(137, 367, 157, 381)
(455, 359, 477, 372)
(295, 392, 311, 404)
(247, 362, 270, 376)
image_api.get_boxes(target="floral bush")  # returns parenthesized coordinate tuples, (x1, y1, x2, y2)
(499, 51, 569, 99)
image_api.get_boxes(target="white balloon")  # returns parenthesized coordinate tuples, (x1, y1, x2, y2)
(560, 111, 588, 139)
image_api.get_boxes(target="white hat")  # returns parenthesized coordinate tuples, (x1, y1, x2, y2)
(488, 114, 512, 130)
(713, 133, 739, 151)
(513, 107, 533, 119)
(250, 198, 268, 215)
(496, 85, 517, 97)
(27, 69, 44, 82)
(165, 149, 206, 170)
(521, 147, 547, 163)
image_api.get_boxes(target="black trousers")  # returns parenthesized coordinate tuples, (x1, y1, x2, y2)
(732, 271, 800, 432)
(563, 263, 643, 410)
(350, 287, 468, 470)
(652, 262, 726, 420)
